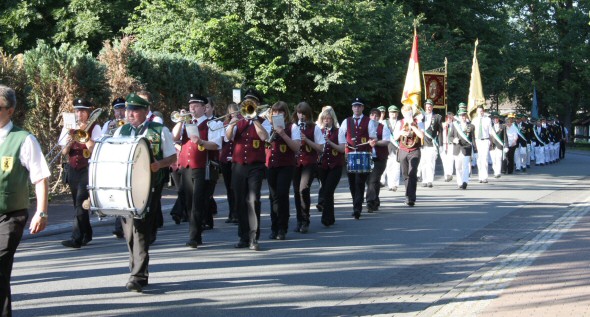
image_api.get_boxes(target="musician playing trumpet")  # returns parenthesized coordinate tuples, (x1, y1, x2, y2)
(392, 104, 424, 206)
(59, 98, 102, 249)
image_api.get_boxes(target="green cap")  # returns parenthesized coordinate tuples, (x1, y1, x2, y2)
(377, 106, 386, 112)
(388, 105, 399, 112)
(425, 99, 434, 106)
(457, 108, 467, 115)
(125, 93, 150, 110)
(490, 111, 500, 118)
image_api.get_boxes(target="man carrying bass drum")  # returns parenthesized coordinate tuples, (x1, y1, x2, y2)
(113, 93, 176, 292)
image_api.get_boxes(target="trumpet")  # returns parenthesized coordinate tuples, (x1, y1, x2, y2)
(171, 110, 193, 123)
(208, 100, 269, 131)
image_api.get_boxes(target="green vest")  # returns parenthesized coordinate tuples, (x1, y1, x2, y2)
(119, 122, 165, 184)
(0, 126, 31, 214)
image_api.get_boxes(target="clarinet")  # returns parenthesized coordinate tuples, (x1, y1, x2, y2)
(297, 122, 306, 162)
(318, 127, 330, 164)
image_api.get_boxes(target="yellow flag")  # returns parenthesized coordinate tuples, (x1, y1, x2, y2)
(467, 39, 485, 120)
(401, 30, 422, 117)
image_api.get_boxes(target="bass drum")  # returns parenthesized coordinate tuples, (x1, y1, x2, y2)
(88, 136, 152, 218)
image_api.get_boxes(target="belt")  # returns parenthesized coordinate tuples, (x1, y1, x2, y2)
(478, 138, 489, 140)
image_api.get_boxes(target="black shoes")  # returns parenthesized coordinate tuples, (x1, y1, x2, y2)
(234, 240, 249, 248)
(61, 239, 81, 249)
(112, 230, 124, 239)
(126, 281, 143, 292)
(276, 230, 286, 240)
(299, 223, 309, 233)
(186, 240, 201, 248)
(316, 204, 324, 213)
(352, 211, 361, 220)
(268, 231, 278, 239)
(404, 198, 415, 207)
(293, 222, 302, 233)
(172, 215, 181, 225)
(427, 182, 433, 188)
(421, 183, 428, 187)
(461, 182, 468, 189)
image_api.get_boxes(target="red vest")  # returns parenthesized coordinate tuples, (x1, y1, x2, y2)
(320, 127, 344, 169)
(297, 123, 318, 167)
(68, 123, 97, 170)
(177, 120, 209, 169)
(345, 116, 371, 154)
(219, 139, 234, 163)
(266, 125, 296, 168)
(232, 118, 266, 164)
(374, 123, 388, 160)
(398, 119, 421, 152)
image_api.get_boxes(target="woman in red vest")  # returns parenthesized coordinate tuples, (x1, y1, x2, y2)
(266, 101, 301, 240)
(315, 107, 345, 227)
(292, 102, 324, 233)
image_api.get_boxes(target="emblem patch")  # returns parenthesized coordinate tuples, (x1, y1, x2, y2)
(280, 144, 287, 153)
(253, 140, 260, 149)
(1, 156, 13, 172)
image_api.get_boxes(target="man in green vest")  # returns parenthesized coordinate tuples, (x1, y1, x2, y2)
(113, 93, 176, 292)
(0, 85, 50, 316)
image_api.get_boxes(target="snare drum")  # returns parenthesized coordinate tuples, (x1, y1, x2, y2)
(88, 136, 152, 218)
(347, 151, 372, 173)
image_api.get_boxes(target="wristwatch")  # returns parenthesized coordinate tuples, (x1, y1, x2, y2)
(38, 212, 48, 218)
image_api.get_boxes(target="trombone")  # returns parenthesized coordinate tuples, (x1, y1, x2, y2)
(207, 99, 270, 131)
(47, 108, 103, 165)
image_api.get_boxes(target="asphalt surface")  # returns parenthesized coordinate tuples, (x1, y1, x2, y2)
(11, 149, 590, 317)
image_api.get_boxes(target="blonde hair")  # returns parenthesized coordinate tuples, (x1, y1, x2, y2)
(316, 106, 340, 129)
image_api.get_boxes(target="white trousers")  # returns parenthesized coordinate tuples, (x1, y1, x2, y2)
(419, 146, 437, 183)
(440, 144, 455, 177)
(454, 153, 471, 186)
(382, 150, 401, 189)
(515, 145, 527, 170)
(475, 139, 490, 180)
(490, 148, 503, 176)
(535, 145, 545, 164)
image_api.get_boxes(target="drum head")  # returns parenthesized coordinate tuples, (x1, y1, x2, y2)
(131, 138, 152, 213)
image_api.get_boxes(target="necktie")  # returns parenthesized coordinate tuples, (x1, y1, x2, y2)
(354, 117, 359, 127)
(479, 117, 483, 139)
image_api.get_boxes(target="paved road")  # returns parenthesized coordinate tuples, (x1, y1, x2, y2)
(11, 150, 590, 316)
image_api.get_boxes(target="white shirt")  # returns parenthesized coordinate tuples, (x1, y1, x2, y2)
(58, 124, 102, 146)
(288, 123, 302, 140)
(505, 124, 519, 147)
(472, 115, 493, 140)
(0, 121, 51, 184)
(297, 121, 325, 145)
(338, 114, 378, 144)
(113, 120, 176, 158)
(147, 111, 164, 124)
(393, 119, 425, 141)
(190, 115, 222, 149)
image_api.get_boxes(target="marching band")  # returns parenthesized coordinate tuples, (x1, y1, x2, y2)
(49, 90, 569, 293)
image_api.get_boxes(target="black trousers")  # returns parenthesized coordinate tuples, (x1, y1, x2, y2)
(220, 162, 237, 220)
(317, 165, 342, 226)
(399, 149, 421, 203)
(67, 166, 92, 244)
(347, 171, 369, 215)
(559, 140, 566, 159)
(203, 165, 219, 228)
(503, 146, 516, 174)
(267, 165, 294, 234)
(293, 164, 317, 226)
(121, 205, 156, 286)
(0, 209, 28, 317)
(181, 168, 206, 242)
(170, 168, 187, 221)
(232, 162, 265, 242)
(366, 159, 387, 208)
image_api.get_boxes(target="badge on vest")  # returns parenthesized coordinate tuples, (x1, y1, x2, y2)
(361, 137, 367, 143)
(305, 145, 312, 152)
(83, 149, 91, 159)
(198, 144, 205, 151)
(1, 156, 14, 173)
(253, 140, 260, 149)
(280, 144, 287, 153)
(332, 149, 338, 156)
